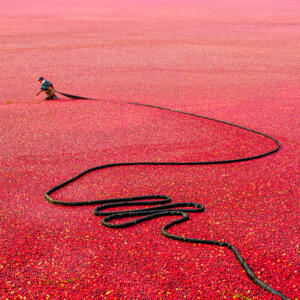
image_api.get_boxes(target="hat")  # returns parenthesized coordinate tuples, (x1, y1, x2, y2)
(38, 77, 44, 81)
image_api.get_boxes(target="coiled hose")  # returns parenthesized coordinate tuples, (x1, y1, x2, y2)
(45, 98, 289, 299)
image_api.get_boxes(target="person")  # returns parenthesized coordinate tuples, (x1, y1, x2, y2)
(36, 77, 58, 100)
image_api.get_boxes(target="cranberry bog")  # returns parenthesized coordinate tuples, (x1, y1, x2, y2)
(0, 0, 299, 299)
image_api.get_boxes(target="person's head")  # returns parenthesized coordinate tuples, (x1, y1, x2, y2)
(38, 77, 44, 82)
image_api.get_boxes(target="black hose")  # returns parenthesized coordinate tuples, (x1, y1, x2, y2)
(45, 99, 289, 299)
(55, 90, 96, 100)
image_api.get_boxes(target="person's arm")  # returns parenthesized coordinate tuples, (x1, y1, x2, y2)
(49, 84, 55, 93)
(36, 89, 42, 96)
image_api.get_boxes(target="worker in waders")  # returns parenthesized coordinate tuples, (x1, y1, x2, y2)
(36, 77, 58, 100)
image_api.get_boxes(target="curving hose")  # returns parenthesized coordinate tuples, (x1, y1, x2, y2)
(45, 96, 289, 299)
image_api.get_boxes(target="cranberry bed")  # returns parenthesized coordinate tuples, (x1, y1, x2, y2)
(0, 0, 299, 299)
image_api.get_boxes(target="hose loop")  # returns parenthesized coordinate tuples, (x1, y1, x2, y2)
(45, 100, 288, 299)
